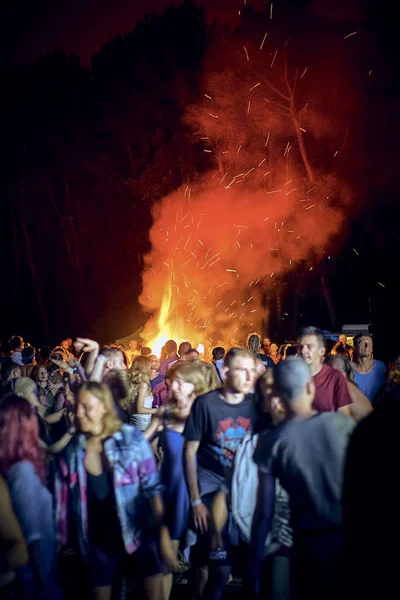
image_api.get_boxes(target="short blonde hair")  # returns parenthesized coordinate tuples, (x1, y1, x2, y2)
(78, 382, 121, 438)
(167, 360, 211, 397)
(11, 377, 36, 400)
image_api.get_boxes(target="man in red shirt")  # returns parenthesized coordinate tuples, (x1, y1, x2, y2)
(298, 326, 352, 415)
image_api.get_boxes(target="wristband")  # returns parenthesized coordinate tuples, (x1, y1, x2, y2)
(191, 499, 202, 507)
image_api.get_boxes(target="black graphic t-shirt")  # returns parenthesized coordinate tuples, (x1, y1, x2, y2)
(183, 390, 257, 495)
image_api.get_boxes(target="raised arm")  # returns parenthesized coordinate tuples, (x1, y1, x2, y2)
(74, 338, 100, 378)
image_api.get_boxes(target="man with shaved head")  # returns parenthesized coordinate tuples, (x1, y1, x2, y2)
(251, 357, 355, 600)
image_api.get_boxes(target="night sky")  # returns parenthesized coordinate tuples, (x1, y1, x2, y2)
(1, 0, 398, 359)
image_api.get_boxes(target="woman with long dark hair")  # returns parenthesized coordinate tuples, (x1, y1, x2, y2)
(0, 394, 59, 598)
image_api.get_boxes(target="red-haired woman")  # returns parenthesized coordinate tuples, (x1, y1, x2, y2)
(0, 394, 60, 598)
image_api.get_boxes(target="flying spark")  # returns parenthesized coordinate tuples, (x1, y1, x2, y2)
(271, 49, 278, 68)
(249, 82, 261, 91)
(300, 67, 307, 79)
(260, 32, 268, 50)
(244, 46, 250, 61)
(344, 31, 358, 39)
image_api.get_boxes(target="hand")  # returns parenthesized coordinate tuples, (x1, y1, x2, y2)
(65, 407, 76, 428)
(160, 526, 179, 572)
(64, 380, 75, 405)
(193, 502, 210, 534)
(51, 358, 73, 374)
(75, 338, 99, 353)
(48, 382, 63, 394)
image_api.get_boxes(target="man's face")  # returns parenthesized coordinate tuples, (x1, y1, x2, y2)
(339, 334, 346, 345)
(178, 342, 191, 357)
(299, 335, 325, 367)
(355, 336, 373, 358)
(111, 351, 127, 371)
(262, 338, 271, 352)
(224, 356, 257, 394)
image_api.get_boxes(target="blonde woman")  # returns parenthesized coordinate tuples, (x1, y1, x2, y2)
(54, 382, 177, 600)
(129, 356, 157, 431)
(144, 361, 212, 599)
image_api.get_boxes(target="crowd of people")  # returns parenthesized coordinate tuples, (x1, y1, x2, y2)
(0, 328, 398, 600)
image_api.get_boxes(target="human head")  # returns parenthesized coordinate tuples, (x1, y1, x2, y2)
(223, 347, 257, 394)
(273, 356, 315, 415)
(10, 336, 23, 352)
(284, 345, 297, 358)
(0, 394, 45, 482)
(186, 349, 200, 361)
(324, 354, 354, 382)
(212, 346, 225, 362)
(129, 340, 138, 351)
(140, 347, 152, 357)
(76, 382, 121, 437)
(22, 346, 35, 365)
(339, 334, 347, 346)
(192, 360, 220, 391)
(131, 355, 151, 378)
(1, 359, 21, 383)
(165, 340, 178, 355)
(61, 338, 72, 351)
(168, 360, 210, 415)
(262, 338, 271, 353)
(9, 377, 40, 409)
(270, 343, 278, 354)
(353, 334, 373, 359)
(103, 369, 134, 410)
(178, 341, 192, 358)
(32, 365, 49, 384)
(149, 357, 160, 379)
(257, 368, 285, 424)
(246, 333, 262, 357)
(38, 346, 51, 363)
(298, 326, 326, 369)
(99, 346, 127, 374)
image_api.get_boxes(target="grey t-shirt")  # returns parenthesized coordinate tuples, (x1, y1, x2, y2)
(253, 413, 355, 533)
